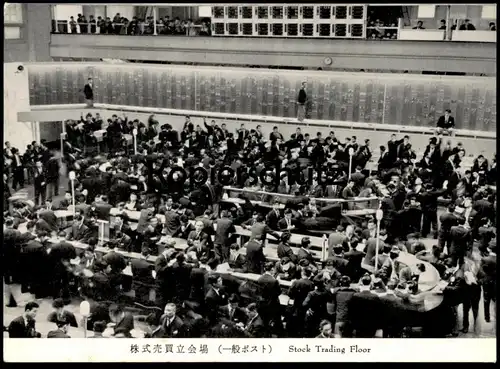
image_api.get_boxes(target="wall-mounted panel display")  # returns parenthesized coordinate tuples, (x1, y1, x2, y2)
(28, 64, 496, 132)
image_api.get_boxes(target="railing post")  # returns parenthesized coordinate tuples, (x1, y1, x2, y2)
(382, 83, 387, 124)
(445, 5, 451, 41)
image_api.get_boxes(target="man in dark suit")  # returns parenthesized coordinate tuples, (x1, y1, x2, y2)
(153, 303, 187, 338)
(257, 262, 283, 333)
(33, 160, 47, 205)
(449, 217, 472, 266)
(103, 240, 127, 274)
(131, 247, 155, 304)
(277, 232, 297, 263)
(328, 225, 347, 258)
(8, 301, 41, 338)
(47, 319, 71, 338)
(170, 252, 193, 305)
(3, 218, 22, 295)
(266, 202, 282, 231)
(84, 77, 94, 107)
(154, 247, 176, 308)
(478, 247, 496, 323)
(67, 214, 91, 242)
(37, 201, 58, 233)
(348, 275, 382, 337)
(244, 214, 280, 243)
(204, 274, 227, 325)
(459, 18, 476, 31)
(172, 215, 196, 239)
(219, 293, 247, 325)
(214, 210, 236, 263)
(378, 280, 405, 337)
(288, 268, 314, 336)
(473, 191, 494, 224)
(245, 235, 267, 274)
(188, 256, 211, 304)
(436, 109, 455, 135)
(90, 195, 113, 221)
(329, 245, 349, 275)
(23, 232, 51, 298)
(278, 208, 299, 231)
(438, 205, 458, 253)
(45, 152, 60, 199)
(10, 147, 25, 191)
(297, 237, 315, 264)
(316, 320, 335, 338)
(162, 204, 181, 236)
(186, 220, 211, 252)
(242, 302, 268, 337)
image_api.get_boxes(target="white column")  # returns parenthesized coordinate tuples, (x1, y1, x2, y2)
(153, 6, 158, 35)
(51, 5, 58, 33)
(3, 63, 34, 154)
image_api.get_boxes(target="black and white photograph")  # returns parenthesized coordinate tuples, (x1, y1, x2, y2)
(3, 2, 496, 362)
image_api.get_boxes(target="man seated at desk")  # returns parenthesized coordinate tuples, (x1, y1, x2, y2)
(66, 214, 97, 242)
(47, 298, 78, 328)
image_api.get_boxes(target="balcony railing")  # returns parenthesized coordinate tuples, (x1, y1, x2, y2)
(51, 19, 210, 37)
(50, 17, 496, 42)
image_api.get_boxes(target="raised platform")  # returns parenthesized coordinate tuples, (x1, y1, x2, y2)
(19, 103, 496, 158)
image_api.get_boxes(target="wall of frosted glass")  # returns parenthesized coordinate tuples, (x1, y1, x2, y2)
(28, 63, 496, 132)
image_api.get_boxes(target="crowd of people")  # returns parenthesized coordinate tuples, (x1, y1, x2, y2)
(3, 109, 496, 339)
(55, 13, 211, 36)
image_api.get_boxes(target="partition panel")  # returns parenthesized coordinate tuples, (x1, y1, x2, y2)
(27, 63, 496, 132)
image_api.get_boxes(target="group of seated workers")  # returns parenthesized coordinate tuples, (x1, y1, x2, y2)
(4, 111, 496, 338)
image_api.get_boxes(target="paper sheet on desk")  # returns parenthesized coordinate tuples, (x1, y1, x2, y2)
(216, 263, 231, 273)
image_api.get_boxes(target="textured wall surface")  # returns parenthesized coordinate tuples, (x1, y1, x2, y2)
(4, 4, 52, 63)
(4, 63, 37, 151)
(28, 63, 496, 132)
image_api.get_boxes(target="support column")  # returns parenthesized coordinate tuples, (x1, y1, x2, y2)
(51, 5, 59, 33)
(445, 5, 452, 40)
(153, 6, 158, 35)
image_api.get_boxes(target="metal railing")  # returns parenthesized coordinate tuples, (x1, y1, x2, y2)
(51, 20, 210, 37)
(51, 17, 496, 42)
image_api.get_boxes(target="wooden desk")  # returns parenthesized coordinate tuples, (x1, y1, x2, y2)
(111, 208, 326, 250)
(222, 198, 285, 209)
(344, 209, 377, 217)
(234, 225, 326, 251)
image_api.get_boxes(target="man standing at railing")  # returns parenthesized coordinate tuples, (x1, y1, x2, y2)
(436, 109, 455, 136)
(84, 78, 94, 108)
(459, 19, 476, 31)
(89, 15, 96, 34)
(297, 81, 307, 122)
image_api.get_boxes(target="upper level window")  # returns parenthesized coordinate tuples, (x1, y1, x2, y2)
(4, 3, 23, 39)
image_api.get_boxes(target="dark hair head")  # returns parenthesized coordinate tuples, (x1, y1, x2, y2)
(87, 237, 98, 247)
(339, 275, 351, 287)
(360, 274, 372, 286)
(25, 301, 40, 311)
(264, 261, 275, 272)
(208, 274, 220, 285)
(93, 321, 106, 333)
(246, 303, 258, 312)
(228, 293, 239, 304)
(52, 298, 65, 309)
(319, 319, 331, 330)
(108, 304, 123, 316)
